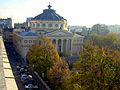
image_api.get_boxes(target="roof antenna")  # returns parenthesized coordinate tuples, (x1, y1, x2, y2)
(48, 2, 52, 9)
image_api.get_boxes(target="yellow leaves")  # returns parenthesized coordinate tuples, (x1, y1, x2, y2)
(27, 36, 60, 74)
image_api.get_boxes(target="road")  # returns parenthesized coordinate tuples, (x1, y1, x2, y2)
(4, 42, 26, 90)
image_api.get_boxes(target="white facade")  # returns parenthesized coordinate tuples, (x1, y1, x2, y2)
(107, 25, 120, 34)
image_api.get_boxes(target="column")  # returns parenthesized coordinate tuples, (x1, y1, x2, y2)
(61, 39, 63, 52)
(66, 39, 68, 53)
(71, 39, 73, 56)
(50, 38, 53, 43)
(56, 39, 58, 51)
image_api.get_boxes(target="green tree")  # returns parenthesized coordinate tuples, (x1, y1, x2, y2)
(27, 36, 59, 75)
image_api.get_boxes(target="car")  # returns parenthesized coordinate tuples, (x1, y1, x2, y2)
(23, 80, 33, 85)
(21, 74, 28, 82)
(21, 74, 27, 77)
(25, 84, 33, 89)
(21, 77, 28, 82)
(25, 84, 38, 89)
(19, 68, 28, 75)
(16, 65, 21, 71)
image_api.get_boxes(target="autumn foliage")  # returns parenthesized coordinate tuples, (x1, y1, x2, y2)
(72, 43, 120, 89)
(27, 35, 120, 90)
(27, 37, 59, 74)
(27, 37, 70, 89)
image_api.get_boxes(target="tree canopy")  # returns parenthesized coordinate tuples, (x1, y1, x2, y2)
(72, 44, 120, 89)
(27, 37, 59, 74)
(88, 33, 120, 50)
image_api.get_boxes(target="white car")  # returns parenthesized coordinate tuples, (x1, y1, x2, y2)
(25, 84, 38, 89)
(25, 84, 33, 88)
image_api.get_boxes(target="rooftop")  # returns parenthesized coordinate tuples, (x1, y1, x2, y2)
(18, 32, 37, 36)
(33, 4, 66, 21)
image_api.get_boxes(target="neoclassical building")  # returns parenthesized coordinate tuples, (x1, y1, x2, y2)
(13, 4, 84, 59)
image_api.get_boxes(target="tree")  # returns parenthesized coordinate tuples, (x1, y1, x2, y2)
(47, 57, 70, 90)
(27, 36, 60, 74)
(72, 44, 120, 89)
(88, 33, 120, 50)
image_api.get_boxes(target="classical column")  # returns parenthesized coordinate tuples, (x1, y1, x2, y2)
(61, 39, 63, 52)
(71, 39, 73, 56)
(66, 39, 68, 53)
(50, 39, 53, 43)
(56, 39, 58, 51)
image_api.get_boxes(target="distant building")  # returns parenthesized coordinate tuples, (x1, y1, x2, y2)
(0, 18, 12, 36)
(0, 18, 12, 28)
(13, 4, 84, 59)
(26, 17, 33, 22)
(107, 25, 120, 34)
(3, 28, 13, 43)
(91, 24, 109, 36)
(14, 22, 27, 29)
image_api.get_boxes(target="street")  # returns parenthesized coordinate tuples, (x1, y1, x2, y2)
(4, 42, 26, 90)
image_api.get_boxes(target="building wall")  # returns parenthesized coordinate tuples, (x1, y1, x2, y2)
(13, 31, 38, 58)
(72, 35, 84, 55)
(0, 18, 12, 28)
(29, 20, 68, 32)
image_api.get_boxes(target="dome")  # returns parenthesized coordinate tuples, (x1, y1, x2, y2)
(33, 4, 66, 21)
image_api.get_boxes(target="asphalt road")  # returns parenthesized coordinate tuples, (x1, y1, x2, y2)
(4, 42, 26, 90)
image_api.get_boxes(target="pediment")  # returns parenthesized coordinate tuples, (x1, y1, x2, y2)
(46, 30, 73, 37)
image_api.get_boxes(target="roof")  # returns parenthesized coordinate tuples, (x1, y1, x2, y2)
(18, 32, 37, 36)
(4, 28, 13, 32)
(74, 33, 84, 37)
(33, 4, 66, 21)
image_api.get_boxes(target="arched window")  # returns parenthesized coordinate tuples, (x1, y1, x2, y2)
(42, 24, 46, 27)
(55, 24, 58, 27)
(49, 24, 52, 27)
(37, 23, 40, 27)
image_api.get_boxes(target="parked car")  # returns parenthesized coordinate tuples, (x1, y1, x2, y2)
(23, 80, 33, 85)
(16, 65, 21, 71)
(19, 68, 28, 75)
(25, 84, 38, 89)
(21, 74, 28, 82)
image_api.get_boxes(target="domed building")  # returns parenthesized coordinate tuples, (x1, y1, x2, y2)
(13, 4, 84, 59)
(29, 4, 68, 32)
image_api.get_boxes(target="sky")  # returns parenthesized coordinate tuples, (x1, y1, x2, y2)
(0, 0, 120, 27)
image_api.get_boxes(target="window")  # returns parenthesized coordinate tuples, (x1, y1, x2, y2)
(42, 24, 46, 27)
(37, 23, 40, 27)
(29, 40, 32, 43)
(33, 23, 35, 27)
(55, 24, 58, 27)
(24, 40, 27, 43)
(49, 24, 52, 27)
(61, 24, 63, 27)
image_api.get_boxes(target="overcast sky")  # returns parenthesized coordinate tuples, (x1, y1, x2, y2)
(0, 0, 120, 27)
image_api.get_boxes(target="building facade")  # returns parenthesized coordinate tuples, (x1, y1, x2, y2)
(13, 4, 84, 59)
(91, 24, 109, 36)
(107, 25, 120, 34)
(0, 18, 12, 36)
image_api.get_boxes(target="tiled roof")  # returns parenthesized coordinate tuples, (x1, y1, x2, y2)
(19, 32, 37, 36)
(33, 5, 66, 21)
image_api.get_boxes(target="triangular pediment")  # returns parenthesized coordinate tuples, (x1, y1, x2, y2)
(46, 30, 73, 37)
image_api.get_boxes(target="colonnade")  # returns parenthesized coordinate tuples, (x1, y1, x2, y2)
(50, 38, 72, 56)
